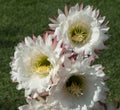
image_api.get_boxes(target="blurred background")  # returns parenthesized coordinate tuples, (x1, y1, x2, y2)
(0, 0, 120, 109)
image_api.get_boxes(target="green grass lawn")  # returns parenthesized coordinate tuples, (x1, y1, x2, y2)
(0, 0, 120, 109)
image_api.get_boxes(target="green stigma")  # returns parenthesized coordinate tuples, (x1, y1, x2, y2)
(35, 56, 50, 67)
(31, 55, 51, 77)
(65, 75, 85, 97)
(68, 23, 91, 46)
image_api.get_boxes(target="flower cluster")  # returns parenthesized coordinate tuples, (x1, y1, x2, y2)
(10, 3, 119, 110)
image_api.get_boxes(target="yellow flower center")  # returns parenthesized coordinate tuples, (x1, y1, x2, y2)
(68, 22, 91, 46)
(65, 75, 85, 97)
(31, 55, 51, 77)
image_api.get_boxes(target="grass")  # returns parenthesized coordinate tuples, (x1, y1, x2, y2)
(0, 0, 120, 109)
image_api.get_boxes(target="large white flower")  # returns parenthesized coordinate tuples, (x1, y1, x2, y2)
(47, 55, 108, 110)
(49, 3, 109, 56)
(10, 34, 64, 97)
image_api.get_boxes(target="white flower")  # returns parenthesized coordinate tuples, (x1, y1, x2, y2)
(10, 34, 64, 97)
(47, 55, 108, 110)
(49, 3, 109, 56)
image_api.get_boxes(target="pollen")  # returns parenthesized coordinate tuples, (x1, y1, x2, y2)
(68, 22, 91, 46)
(33, 65, 50, 77)
(31, 55, 51, 77)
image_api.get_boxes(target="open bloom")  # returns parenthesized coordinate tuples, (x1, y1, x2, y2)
(47, 55, 108, 110)
(49, 3, 109, 56)
(10, 34, 64, 97)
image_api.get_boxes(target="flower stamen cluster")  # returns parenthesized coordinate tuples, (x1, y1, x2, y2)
(31, 55, 51, 77)
(65, 75, 85, 97)
(68, 22, 91, 46)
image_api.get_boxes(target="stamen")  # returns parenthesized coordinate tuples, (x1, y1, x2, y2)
(31, 55, 51, 77)
(65, 75, 85, 97)
(67, 82, 84, 96)
(68, 22, 91, 46)
(33, 66, 50, 77)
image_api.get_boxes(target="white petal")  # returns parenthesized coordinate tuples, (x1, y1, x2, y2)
(58, 9, 63, 14)
(25, 37, 36, 47)
(69, 3, 79, 15)
(57, 14, 66, 22)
